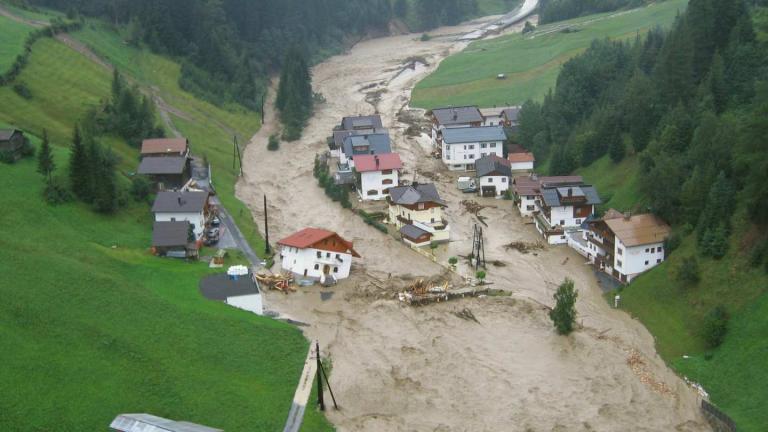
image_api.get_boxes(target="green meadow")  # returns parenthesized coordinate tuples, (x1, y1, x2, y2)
(0, 14, 36, 72)
(412, 0, 688, 108)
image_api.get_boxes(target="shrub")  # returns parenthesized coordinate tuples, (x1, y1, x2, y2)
(448, 257, 458, 265)
(13, 82, 32, 99)
(420, 33, 431, 41)
(42, 177, 73, 205)
(675, 256, 700, 286)
(267, 134, 279, 151)
(523, 21, 536, 34)
(20, 138, 35, 158)
(475, 270, 486, 283)
(0, 150, 15, 164)
(549, 278, 578, 335)
(702, 305, 729, 349)
(130, 176, 152, 202)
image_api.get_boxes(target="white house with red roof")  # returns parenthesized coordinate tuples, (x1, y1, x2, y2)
(353, 153, 402, 201)
(507, 152, 535, 173)
(277, 228, 361, 283)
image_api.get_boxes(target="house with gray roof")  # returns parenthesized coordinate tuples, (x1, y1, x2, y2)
(430, 106, 484, 149)
(152, 191, 210, 239)
(475, 155, 512, 197)
(387, 183, 450, 246)
(151, 221, 198, 259)
(439, 126, 507, 171)
(340, 133, 392, 168)
(341, 114, 384, 131)
(137, 155, 190, 190)
(0, 128, 26, 161)
(533, 182, 602, 245)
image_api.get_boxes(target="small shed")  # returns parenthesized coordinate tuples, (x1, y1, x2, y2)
(152, 221, 198, 259)
(400, 224, 432, 248)
(0, 129, 25, 161)
(200, 271, 263, 315)
(110, 413, 222, 432)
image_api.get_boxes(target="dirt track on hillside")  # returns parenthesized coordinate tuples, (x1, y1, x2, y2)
(236, 14, 711, 432)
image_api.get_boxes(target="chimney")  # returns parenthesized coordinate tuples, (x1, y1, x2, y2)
(375, 155, 379, 167)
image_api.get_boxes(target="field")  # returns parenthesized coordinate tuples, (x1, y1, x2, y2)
(411, 0, 688, 108)
(0, 14, 35, 73)
(0, 21, 332, 432)
(575, 153, 645, 213)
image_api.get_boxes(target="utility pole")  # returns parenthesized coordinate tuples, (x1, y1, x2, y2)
(264, 195, 270, 255)
(471, 224, 486, 270)
(232, 135, 243, 177)
(316, 341, 338, 411)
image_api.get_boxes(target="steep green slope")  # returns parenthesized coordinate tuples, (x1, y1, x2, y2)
(0, 15, 35, 72)
(411, 0, 687, 108)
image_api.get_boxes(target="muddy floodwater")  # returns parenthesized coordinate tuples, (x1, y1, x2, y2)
(236, 11, 711, 432)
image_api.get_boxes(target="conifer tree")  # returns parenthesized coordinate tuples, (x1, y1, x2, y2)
(69, 125, 90, 201)
(37, 129, 55, 181)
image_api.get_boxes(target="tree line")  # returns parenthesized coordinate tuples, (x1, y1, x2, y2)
(517, 0, 768, 269)
(538, 0, 647, 24)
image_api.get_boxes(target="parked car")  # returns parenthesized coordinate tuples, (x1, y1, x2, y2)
(457, 176, 478, 193)
(210, 216, 221, 227)
(206, 227, 220, 238)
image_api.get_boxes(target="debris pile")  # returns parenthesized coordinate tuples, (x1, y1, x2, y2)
(255, 272, 296, 293)
(626, 349, 676, 398)
(398, 278, 492, 306)
(460, 200, 495, 215)
(452, 308, 480, 323)
(504, 241, 545, 254)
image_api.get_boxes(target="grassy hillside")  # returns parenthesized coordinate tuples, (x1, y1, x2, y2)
(0, 14, 35, 72)
(401, 0, 520, 31)
(411, 0, 687, 108)
(575, 154, 645, 213)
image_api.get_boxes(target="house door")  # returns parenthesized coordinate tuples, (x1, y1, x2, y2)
(303, 269, 308, 277)
(323, 265, 331, 275)
(481, 186, 496, 197)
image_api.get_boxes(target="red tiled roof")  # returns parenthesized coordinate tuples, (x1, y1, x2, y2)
(141, 138, 188, 155)
(507, 152, 535, 163)
(277, 228, 360, 257)
(353, 153, 403, 172)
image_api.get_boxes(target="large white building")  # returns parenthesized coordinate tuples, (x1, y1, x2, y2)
(278, 228, 360, 283)
(387, 183, 450, 247)
(475, 154, 512, 197)
(533, 182, 602, 244)
(439, 126, 506, 171)
(586, 210, 671, 283)
(430, 106, 484, 144)
(151, 190, 209, 239)
(353, 153, 402, 201)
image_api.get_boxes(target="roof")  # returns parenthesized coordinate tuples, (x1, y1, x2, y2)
(400, 224, 431, 240)
(432, 106, 483, 125)
(110, 413, 222, 432)
(277, 228, 360, 257)
(151, 221, 191, 247)
(603, 208, 625, 220)
(141, 138, 188, 155)
(388, 183, 446, 206)
(475, 154, 511, 178)
(479, 106, 519, 118)
(353, 153, 403, 172)
(341, 115, 383, 130)
(512, 174, 584, 196)
(502, 107, 521, 122)
(152, 191, 208, 213)
(332, 128, 388, 149)
(541, 185, 602, 207)
(199, 273, 259, 300)
(507, 152, 535, 163)
(342, 133, 391, 157)
(0, 129, 21, 141)
(138, 156, 187, 175)
(605, 213, 671, 247)
(441, 126, 506, 144)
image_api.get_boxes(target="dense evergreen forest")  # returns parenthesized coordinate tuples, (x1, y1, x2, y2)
(538, 0, 647, 23)
(518, 0, 768, 267)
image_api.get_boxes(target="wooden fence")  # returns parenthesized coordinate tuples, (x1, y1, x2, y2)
(701, 400, 737, 432)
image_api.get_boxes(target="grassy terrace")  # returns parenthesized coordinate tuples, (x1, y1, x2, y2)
(0, 14, 36, 72)
(411, 0, 687, 108)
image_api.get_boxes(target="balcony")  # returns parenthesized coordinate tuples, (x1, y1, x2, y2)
(314, 254, 344, 265)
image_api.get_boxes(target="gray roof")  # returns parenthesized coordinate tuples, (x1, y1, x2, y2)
(151, 221, 191, 247)
(152, 191, 208, 213)
(475, 155, 511, 178)
(341, 115, 384, 130)
(200, 273, 259, 300)
(432, 106, 483, 126)
(110, 413, 222, 432)
(0, 129, 21, 141)
(541, 185, 602, 207)
(138, 156, 187, 175)
(388, 183, 446, 206)
(442, 126, 506, 144)
(333, 127, 388, 149)
(342, 133, 391, 157)
(502, 107, 520, 122)
(400, 223, 430, 240)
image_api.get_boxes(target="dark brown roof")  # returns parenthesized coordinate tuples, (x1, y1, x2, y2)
(141, 138, 188, 155)
(138, 156, 187, 175)
(152, 191, 208, 213)
(152, 221, 191, 247)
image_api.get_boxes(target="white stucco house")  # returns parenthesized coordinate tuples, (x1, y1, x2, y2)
(585, 210, 671, 283)
(480, 106, 520, 127)
(439, 126, 506, 171)
(353, 153, 402, 200)
(430, 106, 483, 145)
(475, 154, 512, 197)
(387, 183, 450, 247)
(278, 228, 360, 283)
(339, 133, 392, 168)
(511, 174, 584, 217)
(151, 190, 209, 239)
(507, 152, 535, 173)
(533, 182, 602, 245)
(199, 269, 263, 315)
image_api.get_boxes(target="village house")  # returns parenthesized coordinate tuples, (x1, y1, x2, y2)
(151, 190, 210, 239)
(387, 183, 450, 247)
(151, 221, 198, 259)
(353, 153, 402, 200)
(0, 128, 26, 161)
(507, 152, 535, 173)
(199, 267, 263, 315)
(339, 132, 392, 169)
(475, 154, 511, 197)
(110, 413, 221, 432)
(480, 106, 520, 127)
(534, 181, 602, 244)
(140, 138, 190, 158)
(331, 127, 388, 158)
(501, 107, 521, 127)
(278, 228, 360, 283)
(430, 106, 483, 145)
(585, 210, 671, 283)
(440, 126, 506, 171)
(137, 156, 190, 190)
(511, 174, 583, 217)
(329, 114, 386, 157)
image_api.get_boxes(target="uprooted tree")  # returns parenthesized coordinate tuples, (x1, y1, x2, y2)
(550, 278, 578, 335)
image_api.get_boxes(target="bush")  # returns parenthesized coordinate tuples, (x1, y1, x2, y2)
(12, 82, 32, 99)
(42, 178, 73, 205)
(476, 270, 486, 283)
(20, 138, 35, 158)
(0, 150, 15, 164)
(702, 305, 729, 349)
(523, 21, 536, 34)
(420, 33, 431, 41)
(130, 176, 152, 202)
(549, 278, 578, 335)
(448, 257, 458, 265)
(675, 256, 700, 286)
(267, 134, 280, 151)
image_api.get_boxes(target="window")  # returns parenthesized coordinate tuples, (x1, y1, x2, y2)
(336, 254, 341, 260)
(657, 259, 662, 264)
(502, 178, 507, 183)
(645, 248, 649, 253)
(326, 252, 331, 258)
(333, 267, 339, 273)
(382, 169, 393, 175)
(446, 153, 451, 160)
(645, 260, 649, 265)
(418, 203, 424, 210)
(468, 145, 475, 150)
(463, 145, 467, 150)
(481, 143, 487, 149)
(488, 178, 494, 183)
(170, 217, 176, 221)
(658, 246, 663, 252)
(651, 247, 655, 253)
(469, 154, 475, 159)
(463, 155, 468, 160)
(431, 218, 435, 223)
(490, 143, 496, 148)
(316, 251, 321, 258)
(367, 190, 378, 195)
(575, 219, 581, 225)
(617, 260, 623, 267)
(560, 220, 565, 226)
(382, 179, 393, 185)
(527, 205, 535, 211)
(314, 264, 319, 270)
(617, 248, 623, 256)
